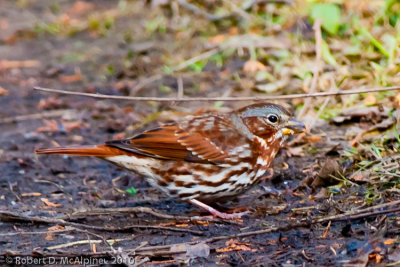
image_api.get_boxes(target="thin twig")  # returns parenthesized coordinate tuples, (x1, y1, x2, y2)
(309, 74, 336, 129)
(58, 206, 225, 224)
(130, 74, 163, 94)
(222, 0, 253, 22)
(177, 75, 184, 98)
(171, 48, 219, 71)
(346, 200, 400, 217)
(299, 19, 322, 119)
(177, 0, 232, 21)
(241, 0, 294, 11)
(0, 211, 204, 235)
(34, 86, 400, 102)
(177, 0, 293, 22)
(130, 203, 400, 254)
(46, 238, 130, 250)
(20, 203, 400, 258)
(71, 227, 121, 252)
(0, 229, 72, 237)
(0, 109, 74, 124)
(316, 206, 400, 223)
(3, 201, 398, 259)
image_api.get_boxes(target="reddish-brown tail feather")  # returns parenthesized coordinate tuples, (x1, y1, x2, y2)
(35, 145, 125, 157)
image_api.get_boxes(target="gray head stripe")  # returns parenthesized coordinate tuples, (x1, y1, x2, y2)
(241, 105, 287, 118)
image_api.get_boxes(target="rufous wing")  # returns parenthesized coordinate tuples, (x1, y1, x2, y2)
(106, 116, 248, 164)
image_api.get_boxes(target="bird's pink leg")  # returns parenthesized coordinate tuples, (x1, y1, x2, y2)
(189, 199, 249, 220)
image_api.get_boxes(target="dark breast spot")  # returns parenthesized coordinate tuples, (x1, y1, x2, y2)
(226, 167, 249, 179)
(175, 180, 196, 188)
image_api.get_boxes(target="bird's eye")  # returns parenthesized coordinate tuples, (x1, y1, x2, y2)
(267, 114, 278, 124)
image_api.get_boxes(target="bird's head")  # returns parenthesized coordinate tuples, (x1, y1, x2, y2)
(235, 103, 305, 141)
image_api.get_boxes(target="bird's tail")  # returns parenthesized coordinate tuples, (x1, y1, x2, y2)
(35, 145, 122, 157)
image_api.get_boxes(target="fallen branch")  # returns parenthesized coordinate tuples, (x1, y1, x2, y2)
(0, 109, 74, 124)
(0, 229, 71, 237)
(57, 206, 231, 224)
(0, 210, 204, 235)
(59, 207, 189, 220)
(96, 203, 400, 256)
(46, 237, 131, 250)
(34, 85, 400, 102)
(4, 201, 399, 258)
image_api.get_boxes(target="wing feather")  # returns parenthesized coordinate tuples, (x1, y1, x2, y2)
(106, 115, 251, 164)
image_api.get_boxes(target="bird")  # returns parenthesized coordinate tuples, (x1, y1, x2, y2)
(35, 103, 305, 219)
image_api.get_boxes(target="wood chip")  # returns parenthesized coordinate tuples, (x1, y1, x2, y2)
(41, 198, 62, 208)
(0, 60, 40, 69)
(0, 86, 9, 96)
(21, 192, 42, 197)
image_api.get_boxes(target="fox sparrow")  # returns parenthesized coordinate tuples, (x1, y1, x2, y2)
(36, 103, 305, 219)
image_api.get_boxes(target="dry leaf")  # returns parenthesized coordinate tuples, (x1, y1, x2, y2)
(207, 34, 226, 44)
(220, 34, 291, 50)
(36, 120, 88, 133)
(364, 93, 377, 106)
(311, 188, 328, 200)
(332, 106, 389, 124)
(171, 242, 210, 261)
(112, 132, 125, 140)
(287, 146, 304, 157)
(0, 87, 9, 96)
(48, 225, 65, 231)
(395, 93, 400, 107)
(318, 159, 341, 179)
(243, 60, 267, 74)
(306, 135, 322, 142)
(0, 60, 40, 70)
(384, 238, 395, 245)
(41, 198, 62, 208)
(216, 239, 256, 252)
(229, 27, 238, 35)
(37, 96, 65, 109)
(59, 73, 82, 83)
(36, 120, 58, 133)
(67, 1, 95, 15)
(349, 170, 371, 182)
(45, 232, 54, 241)
(256, 79, 289, 93)
(174, 224, 189, 228)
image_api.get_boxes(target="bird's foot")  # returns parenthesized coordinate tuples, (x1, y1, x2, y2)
(189, 199, 249, 220)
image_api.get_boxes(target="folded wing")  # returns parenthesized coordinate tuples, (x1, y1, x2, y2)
(106, 115, 250, 164)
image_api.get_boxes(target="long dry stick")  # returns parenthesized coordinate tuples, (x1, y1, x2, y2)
(171, 48, 219, 71)
(0, 210, 204, 235)
(100, 204, 400, 257)
(299, 19, 322, 119)
(12, 205, 400, 258)
(34, 86, 400, 102)
(4, 201, 399, 258)
(57, 206, 231, 224)
(0, 109, 74, 124)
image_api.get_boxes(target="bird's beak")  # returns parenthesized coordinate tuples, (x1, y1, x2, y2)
(282, 118, 306, 135)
